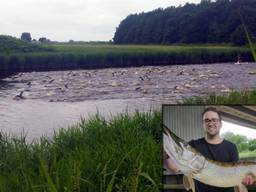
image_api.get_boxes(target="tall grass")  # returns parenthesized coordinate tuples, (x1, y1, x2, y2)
(0, 111, 161, 192)
(182, 90, 256, 104)
(239, 11, 256, 61)
(0, 45, 254, 75)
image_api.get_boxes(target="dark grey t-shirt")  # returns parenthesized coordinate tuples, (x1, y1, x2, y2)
(189, 138, 239, 192)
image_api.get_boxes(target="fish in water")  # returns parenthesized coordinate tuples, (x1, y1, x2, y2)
(13, 91, 25, 100)
(163, 125, 256, 192)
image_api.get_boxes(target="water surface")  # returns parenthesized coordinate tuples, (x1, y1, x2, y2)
(1, 63, 255, 142)
(0, 97, 159, 142)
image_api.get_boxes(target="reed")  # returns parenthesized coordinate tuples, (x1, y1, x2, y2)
(0, 44, 253, 75)
(182, 90, 256, 104)
(0, 111, 161, 192)
(239, 11, 256, 62)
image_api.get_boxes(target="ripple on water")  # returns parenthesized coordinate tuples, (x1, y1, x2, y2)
(0, 97, 161, 143)
(1, 63, 256, 141)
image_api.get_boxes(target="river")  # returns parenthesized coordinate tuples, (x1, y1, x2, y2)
(0, 97, 159, 142)
(0, 63, 255, 142)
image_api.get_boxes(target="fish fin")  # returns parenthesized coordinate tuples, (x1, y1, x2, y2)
(183, 175, 191, 191)
(235, 184, 248, 192)
(183, 175, 195, 192)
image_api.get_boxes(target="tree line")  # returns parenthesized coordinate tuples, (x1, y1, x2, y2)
(20, 32, 51, 43)
(113, 0, 256, 45)
(0, 35, 52, 53)
(222, 131, 256, 152)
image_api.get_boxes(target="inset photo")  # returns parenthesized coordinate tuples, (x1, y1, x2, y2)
(162, 105, 256, 192)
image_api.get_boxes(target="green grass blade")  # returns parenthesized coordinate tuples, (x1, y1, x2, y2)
(242, 24, 256, 61)
(139, 172, 157, 187)
(239, 11, 256, 62)
(106, 147, 137, 192)
(39, 159, 57, 192)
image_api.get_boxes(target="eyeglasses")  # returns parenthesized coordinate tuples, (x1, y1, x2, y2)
(203, 118, 220, 124)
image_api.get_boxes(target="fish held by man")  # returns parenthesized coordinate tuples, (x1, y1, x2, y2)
(163, 125, 256, 192)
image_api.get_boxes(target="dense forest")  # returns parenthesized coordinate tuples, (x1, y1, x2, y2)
(113, 0, 256, 45)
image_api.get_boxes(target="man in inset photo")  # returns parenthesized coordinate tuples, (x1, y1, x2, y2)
(163, 105, 255, 192)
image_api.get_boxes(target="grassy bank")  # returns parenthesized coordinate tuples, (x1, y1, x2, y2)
(240, 151, 256, 160)
(0, 111, 161, 192)
(0, 43, 254, 76)
(182, 90, 256, 104)
(1, 91, 256, 191)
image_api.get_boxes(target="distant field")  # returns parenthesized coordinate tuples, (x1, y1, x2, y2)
(47, 43, 249, 54)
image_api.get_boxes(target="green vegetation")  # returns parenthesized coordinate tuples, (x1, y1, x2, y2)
(1, 92, 255, 191)
(0, 40, 254, 74)
(114, 0, 256, 45)
(0, 33, 255, 75)
(222, 132, 256, 159)
(222, 132, 256, 152)
(0, 35, 52, 53)
(240, 151, 256, 159)
(0, 111, 161, 192)
(182, 90, 256, 105)
(240, 12, 256, 61)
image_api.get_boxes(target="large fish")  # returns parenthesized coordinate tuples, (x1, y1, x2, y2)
(163, 125, 256, 192)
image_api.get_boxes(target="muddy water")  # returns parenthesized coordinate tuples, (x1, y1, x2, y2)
(0, 63, 256, 141)
(0, 97, 159, 142)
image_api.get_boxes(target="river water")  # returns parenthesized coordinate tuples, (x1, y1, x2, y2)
(0, 97, 159, 142)
(0, 63, 256, 142)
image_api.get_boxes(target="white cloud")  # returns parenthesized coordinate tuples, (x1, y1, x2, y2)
(0, 0, 200, 41)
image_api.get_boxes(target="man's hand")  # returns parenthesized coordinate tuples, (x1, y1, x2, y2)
(234, 175, 254, 192)
(163, 149, 180, 173)
(242, 175, 255, 186)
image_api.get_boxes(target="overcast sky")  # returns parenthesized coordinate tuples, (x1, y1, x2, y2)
(221, 121, 256, 139)
(0, 0, 201, 42)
